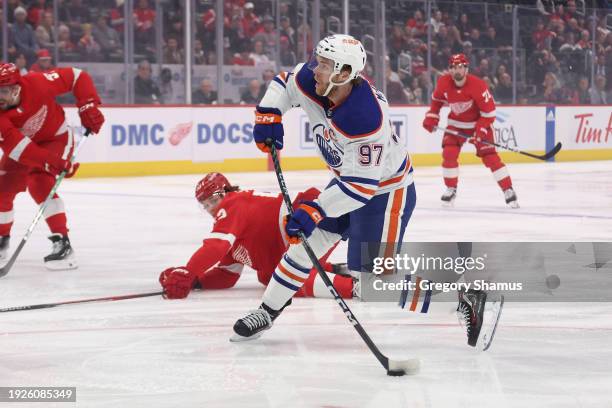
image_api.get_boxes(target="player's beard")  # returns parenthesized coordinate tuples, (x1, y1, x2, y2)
(0, 86, 20, 110)
(453, 72, 465, 82)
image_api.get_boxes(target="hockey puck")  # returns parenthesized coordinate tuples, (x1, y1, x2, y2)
(546, 274, 561, 289)
(387, 369, 406, 377)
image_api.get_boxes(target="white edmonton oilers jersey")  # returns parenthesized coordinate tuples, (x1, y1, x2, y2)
(259, 63, 413, 217)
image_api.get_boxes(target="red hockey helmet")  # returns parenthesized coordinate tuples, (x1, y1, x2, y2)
(195, 172, 231, 202)
(0, 63, 21, 87)
(448, 53, 469, 68)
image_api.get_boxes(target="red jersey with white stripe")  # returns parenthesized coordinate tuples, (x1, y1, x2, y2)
(430, 73, 496, 130)
(0, 68, 100, 162)
(185, 188, 320, 281)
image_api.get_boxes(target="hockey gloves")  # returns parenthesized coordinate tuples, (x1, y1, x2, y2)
(254, 106, 283, 153)
(422, 111, 440, 133)
(470, 120, 490, 145)
(45, 156, 79, 178)
(284, 201, 325, 244)
(78, 99, 105, 134)
(159, 267, 196, 299)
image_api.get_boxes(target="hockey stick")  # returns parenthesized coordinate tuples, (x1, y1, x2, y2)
(268, 144, 419, 376)
(434, 126, 562, 161)
(0, 291, 164, 313)
(0, 130, 91, 278)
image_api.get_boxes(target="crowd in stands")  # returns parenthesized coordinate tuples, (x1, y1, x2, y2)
(0, 0, 609, 104)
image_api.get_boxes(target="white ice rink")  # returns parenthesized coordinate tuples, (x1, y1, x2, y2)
(1, 160, 611, 407)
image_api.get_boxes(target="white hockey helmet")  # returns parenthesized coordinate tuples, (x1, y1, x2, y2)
(312, 34, 367, 95)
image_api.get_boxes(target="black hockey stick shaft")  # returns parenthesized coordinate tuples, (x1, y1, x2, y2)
(0, 291, 164, 313)
(0, 130, 91, 278)
(435, 126, 562, 161)
(268, 145, 392, 372)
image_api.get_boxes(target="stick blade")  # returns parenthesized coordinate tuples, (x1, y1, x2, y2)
(387, 358, 420, 376)
(540, 142, 562, 160)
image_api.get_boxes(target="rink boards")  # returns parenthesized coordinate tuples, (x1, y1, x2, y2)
(50, 105, 612, 177)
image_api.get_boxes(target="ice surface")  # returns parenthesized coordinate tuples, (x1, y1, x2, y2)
(0, 160, 611, 407)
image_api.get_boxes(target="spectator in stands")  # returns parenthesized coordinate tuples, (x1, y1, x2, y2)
(11, 6, 38, 64)
(159, 67, 174, 104)
(254, 15, 277, 59)
(559, 32, 581, 52)
(192, 78, 218, 105)
(242, 2, 261, 38)
(406, 9, 426, 38)
(495, 73, 513, 104)
(250, 39, 272, 67)
(541, 72, 564, 104)
(589, 75, 609, 104)
(279, 16, 295, 47)
(35, 11, 55, 50)
(462, 41, 477, 65)
(27, 0, 47, 28)
(240, 79, 264, 104)
(109, 0, 125, 34)
(14, 52, 28, 75)
(57, 24, 76, 57)
(232, 41, 255, 66)
(532, 20, 555, 51)
(428, 9, 444, 34)
(227, 15, 246, 53)
(457, 13, 471, 41)
(480, 26, 498, 49)
(468, 28, 482, 48)
(194, 39, 206, 65)
(472, 58, 492, 79)
(570, 76, 591, 104)
(593, 54, 608, 88)
(77, 23, 102, 61)
(92, 13, 122, 59)
(59, 0, 90, 44)
(279, 36, 296, 67)
(261, 68, 275, 88)
(135, 60, 162, 104)
(163, 37, 183, 64)
(29, 48, 54, 72)
(385, 60, 410, 104)
(577, 29, 591, 49)
(134, 0, 156, 54)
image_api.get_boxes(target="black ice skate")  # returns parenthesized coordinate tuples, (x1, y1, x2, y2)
(504, 188, 519, 209)
(230, 300, 290, 342)
(457, 288, 504, 351)
(441, 187, 457, 207)
(44, 234, 78, 270)
(0, 235, 9, 260)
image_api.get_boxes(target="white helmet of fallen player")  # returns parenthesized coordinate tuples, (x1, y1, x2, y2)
(309, 34, 367, 96)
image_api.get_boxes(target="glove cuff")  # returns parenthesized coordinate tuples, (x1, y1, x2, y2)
(255, 106, 282, 125)
(77, 98, 100, 110)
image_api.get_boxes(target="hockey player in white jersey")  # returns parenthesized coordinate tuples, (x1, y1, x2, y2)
(231, 35, 493, 348)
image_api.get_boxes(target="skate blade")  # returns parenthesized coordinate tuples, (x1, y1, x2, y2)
(477, 294, 504, 351)
(507, 201, 520, 209)
(441, 198, 455, 208)
(44, 256, 79, 271)
(229, 330, 267, 343)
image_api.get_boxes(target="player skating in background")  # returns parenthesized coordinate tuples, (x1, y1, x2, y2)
(231, 34, 419, 341)
(0, 62, 104, 269)
(422, 54, 519, 208)
(158, 172, 355, 300)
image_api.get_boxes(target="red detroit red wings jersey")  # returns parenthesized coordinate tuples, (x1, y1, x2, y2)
(0, 68, 99, 158)
(431, 73, 496, 129)
(210, 190, 288, 274)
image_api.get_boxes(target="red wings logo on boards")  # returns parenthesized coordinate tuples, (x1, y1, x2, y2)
(574, 112, 612, 144)
(168, 122, 193, 146)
